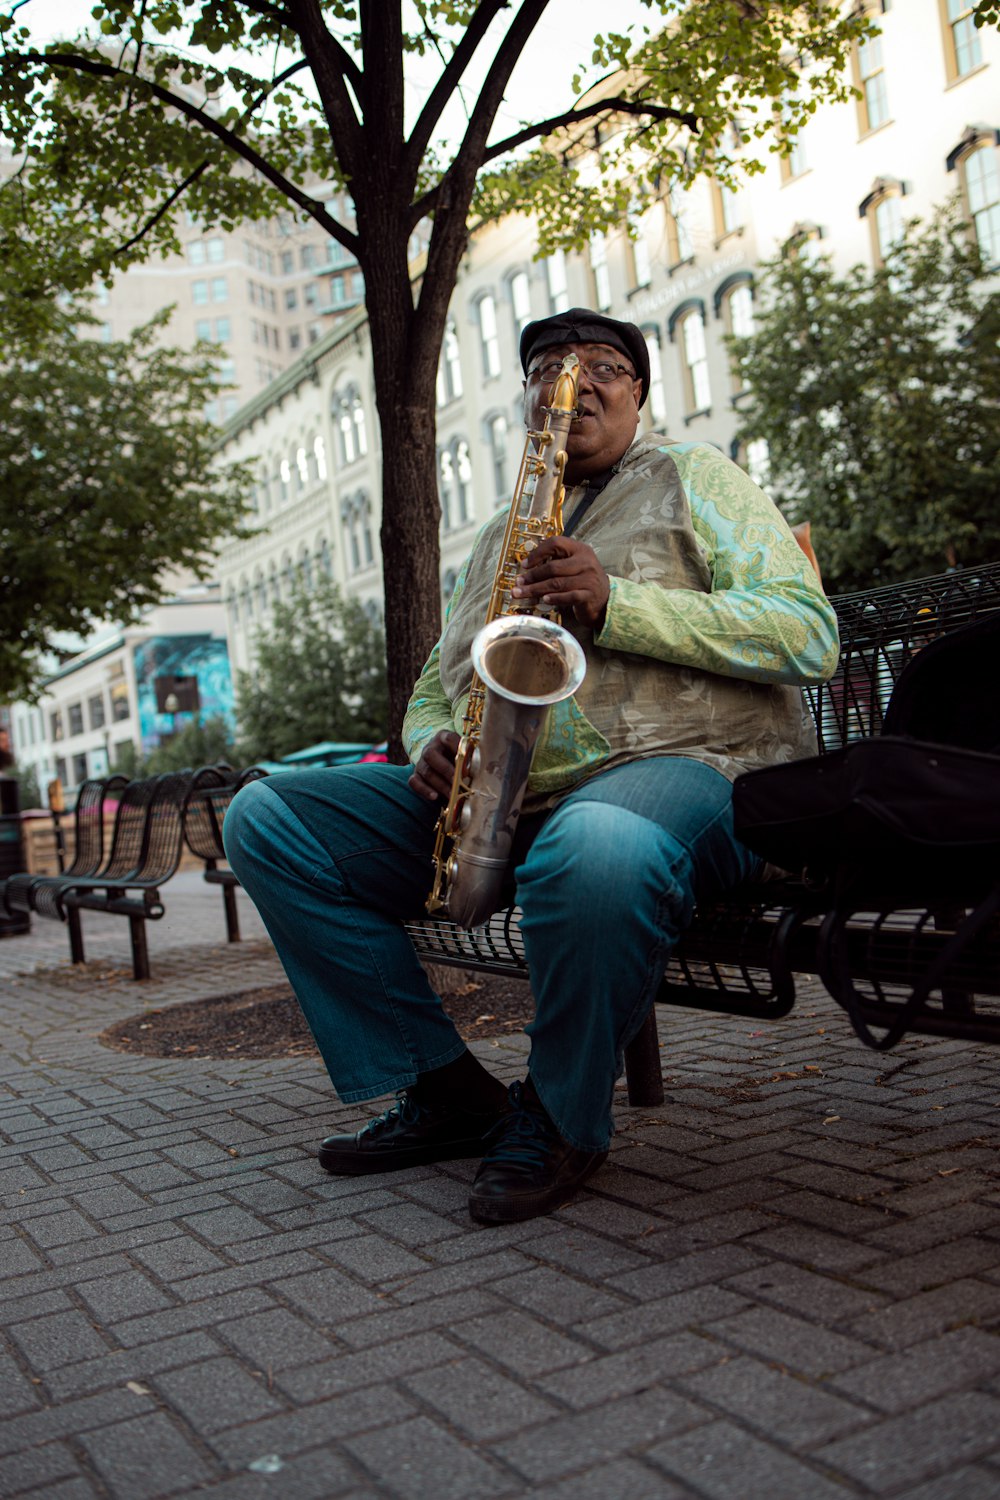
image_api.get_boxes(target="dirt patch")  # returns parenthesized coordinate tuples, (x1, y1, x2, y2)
(99, 965, 534, 1060)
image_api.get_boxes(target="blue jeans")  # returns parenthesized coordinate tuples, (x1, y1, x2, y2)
(223, 756, 759, 1152)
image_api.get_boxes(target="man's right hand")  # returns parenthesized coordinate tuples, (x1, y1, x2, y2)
(408, 729, 460, 804)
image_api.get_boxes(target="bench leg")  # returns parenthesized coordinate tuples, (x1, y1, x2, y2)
(223, 883, 241, 943)
(68, 907, 86, 965)
(129, 916, 151, 981)
(624, 1008, 664, 1107)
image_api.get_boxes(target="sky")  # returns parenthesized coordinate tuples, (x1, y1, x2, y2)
(15, 0, 657, 151)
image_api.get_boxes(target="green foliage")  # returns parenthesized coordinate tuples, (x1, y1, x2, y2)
(0, 310, 252, 703)
(143, 714, 237, 774)
(107, 739, 144, 779)
(9, 762, 41, 811)
(235, 577, 387, 762)
(730, 207, 1000, 591)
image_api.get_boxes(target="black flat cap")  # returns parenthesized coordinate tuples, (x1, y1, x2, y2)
(519, 307, 650, 408)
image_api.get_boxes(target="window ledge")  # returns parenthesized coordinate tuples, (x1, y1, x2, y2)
(857, 118, 895, 143)
(945, 61, 990, 91)
(683, 407, 713, 426)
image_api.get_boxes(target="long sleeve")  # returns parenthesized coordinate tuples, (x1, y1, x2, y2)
(596, 443, 839, 686)
(401, 554, 472, 764)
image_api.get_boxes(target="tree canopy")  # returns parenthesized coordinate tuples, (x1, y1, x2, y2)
(0, 310, 252, 702)
(0, 1, 875, 743)
(235, 576, 387, 761)
(729, 208, 1000, 592)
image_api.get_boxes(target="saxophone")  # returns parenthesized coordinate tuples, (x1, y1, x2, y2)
(426, 354, 587, 928)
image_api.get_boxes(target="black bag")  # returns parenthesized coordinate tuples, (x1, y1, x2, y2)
(730, 608, 1000, 1049)
(732, 609, 1000, 893)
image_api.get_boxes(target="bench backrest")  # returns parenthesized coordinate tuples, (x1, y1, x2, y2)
(807, 561, 1000, 753)
(63, 775, 128, 879)
(182, 765, 239, 862)
(135, 771, 190, 884)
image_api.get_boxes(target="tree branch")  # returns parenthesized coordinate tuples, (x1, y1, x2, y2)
(287, 0, 366, 180)
(404, 0, 511, 178)
(480, 94, 699, 164)
(10, 48, 359, 255)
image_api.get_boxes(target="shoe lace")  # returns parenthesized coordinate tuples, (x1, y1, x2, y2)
(483, 1082, 557, 1169)
(363, 1089, 426, 1138)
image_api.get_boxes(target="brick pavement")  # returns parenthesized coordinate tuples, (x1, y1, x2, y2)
(2, 872, 1000, 1497)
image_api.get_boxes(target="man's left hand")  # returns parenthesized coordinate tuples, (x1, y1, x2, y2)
(511, 537, 610, 629)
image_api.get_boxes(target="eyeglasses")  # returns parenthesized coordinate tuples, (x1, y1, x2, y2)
(527, 358, 636, 385)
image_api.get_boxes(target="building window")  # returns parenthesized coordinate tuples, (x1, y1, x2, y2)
(745, 439, 770, 489)
(589, 233, 612, 311)
(88, 694, 106, 730)
(341, 493, 374, 572)
(314, 434, 328, 481)
(642, 327, 667, 427)
(860, 178, 907, 266)
(215, 317, 231, 341)
(296, 445, 309, 488)
(854, 28, 890, 134)
(779, 112, 809, 182)
(508, 270, 532, 341)
(712, 182, 742, 241)
(666, 188, 694, 266)
(669, 301, 711, 416)
(333, 387, 368, 466)
(941, 0, 983, 80)
(195, 318, 212, 341)
(207, 236, 225, 263)
(437, 319, 463, 406)
(188, 239, 206, 265)
(72, 753, 88, 786)
(281, 250, 294, 274)
(279, 458, 292, 503)
(437, 439, 473, 529)
(487, 413, 510, 500)
(192, 279, 209, 305)
(67, 702, 84, 736)
(317, 538, 332, 579)
(949, 133, 1000, 266)
(629, 224, 652, 290)
(545, 250, 569, 313)
(301, 244, 317, 270)
(476, 293, 501, 379)
(442, 568, 459, 608)
(211, 277, 227, 302)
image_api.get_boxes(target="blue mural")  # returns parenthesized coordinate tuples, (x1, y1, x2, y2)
(133, 635, 235, 750)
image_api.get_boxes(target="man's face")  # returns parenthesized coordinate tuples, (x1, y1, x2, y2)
(522, 340, 643, 484)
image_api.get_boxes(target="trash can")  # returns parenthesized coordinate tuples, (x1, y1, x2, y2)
(0, 776, 30, 938)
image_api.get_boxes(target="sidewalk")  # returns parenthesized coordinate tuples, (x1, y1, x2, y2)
(3, 873, 1000, 1499)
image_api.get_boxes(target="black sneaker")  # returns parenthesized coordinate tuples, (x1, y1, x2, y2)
(318, 1089, 507, 1176)
(468, 1081, 608, 1224)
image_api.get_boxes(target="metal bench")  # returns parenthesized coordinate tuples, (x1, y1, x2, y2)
(1, 775, 128, 921)
(181, 764, 268, 941)
(47, 772, 191, 980)
(406, 561, 1000, 1105)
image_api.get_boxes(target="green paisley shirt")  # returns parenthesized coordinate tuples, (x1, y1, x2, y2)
(403, 435, 840, 814)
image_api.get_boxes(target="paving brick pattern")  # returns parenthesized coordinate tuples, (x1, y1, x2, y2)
(2, 871, 1000, 1496)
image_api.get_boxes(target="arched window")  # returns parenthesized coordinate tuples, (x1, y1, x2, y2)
(340, 492, 374, 573)
(715, 272, 755, 394)
(476, 293, 501, 379)
(859, 177, 908, 266)
(278, 458, 291, 504)
(669, 301, 711, 416)
(948, 130, 1000, 266)
(332, 385, 368, 466)
(438, 447, 455, 531)
(268, 563, 280, 604)
(666, 187, 694, 265)
(486, 412, 510, 501)
(314, 434, 328, 481)
(253, 569, 267, 616)
(298, 546, 313, 591)
(295, 445, 308, 489)
(317, 536, 332, 579)
(281, 552, 295, 598)
(642, 327, 667, 428)
(437, 319, 463, 406)
(508, 269, 532, 341)
(712, 181, 742, 240)
(442, 567, 459, 608)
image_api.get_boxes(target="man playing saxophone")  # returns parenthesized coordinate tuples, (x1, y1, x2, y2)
(225, 308, 838, 1225)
